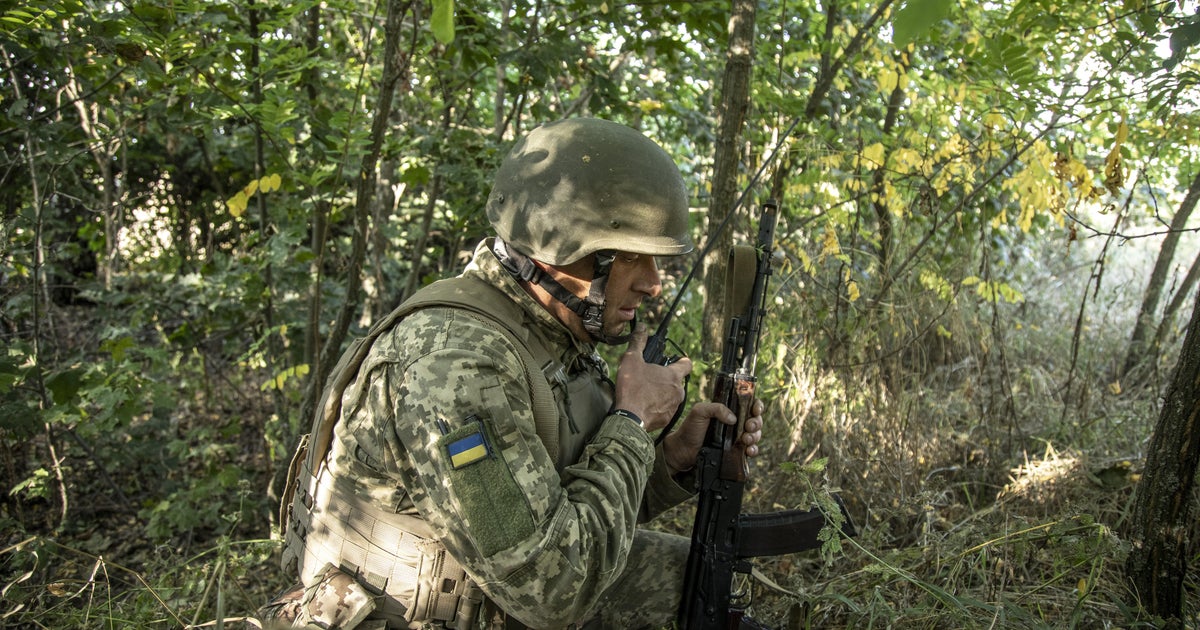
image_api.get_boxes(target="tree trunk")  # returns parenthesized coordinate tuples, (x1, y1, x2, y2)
(700, 0, 756, 358)
(1124, 287, 1200, 624)
(1122, 169, 1200, 383)
(315, 0, 413, 394)
(64, 71, 119, 290)
(278, 0, 415, 509)
(1151, 250, 1200, 361)
(302, 3, 331, 428)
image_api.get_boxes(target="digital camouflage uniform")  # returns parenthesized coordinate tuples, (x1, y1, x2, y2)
(276, 240, 696, 629)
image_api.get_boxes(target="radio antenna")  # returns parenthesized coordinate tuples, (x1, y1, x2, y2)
(643, 116, 801, 364)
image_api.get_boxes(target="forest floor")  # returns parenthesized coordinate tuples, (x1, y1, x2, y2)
(3, 236, 1199, 629)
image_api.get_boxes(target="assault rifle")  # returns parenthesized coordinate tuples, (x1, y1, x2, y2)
(646, 200, 857, 630)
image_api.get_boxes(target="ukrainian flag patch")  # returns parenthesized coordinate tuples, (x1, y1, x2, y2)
(446, 428, 490, 469)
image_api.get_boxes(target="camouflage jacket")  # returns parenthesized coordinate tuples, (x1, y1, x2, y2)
(326, 239, 694, 627)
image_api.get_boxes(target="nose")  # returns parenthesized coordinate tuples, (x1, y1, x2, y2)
(634, 257, 662, 298)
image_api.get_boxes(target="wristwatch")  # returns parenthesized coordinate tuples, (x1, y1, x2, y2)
(609, 408, 644, 429)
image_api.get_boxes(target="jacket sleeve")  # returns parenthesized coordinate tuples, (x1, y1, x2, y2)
(342, 308, 656, 628)
(640, 442, 697, 522)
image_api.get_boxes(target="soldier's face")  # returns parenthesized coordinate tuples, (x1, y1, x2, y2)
(602, 252, 662, 337)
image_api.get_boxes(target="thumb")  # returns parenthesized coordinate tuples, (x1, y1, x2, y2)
(626, 322, 649, 355)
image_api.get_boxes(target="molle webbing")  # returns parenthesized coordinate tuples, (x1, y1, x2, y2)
(288, 455, 481, 626)
(279, 275, 562, 626)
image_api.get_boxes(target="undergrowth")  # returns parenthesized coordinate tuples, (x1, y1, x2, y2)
(2, 239, 1197, 629)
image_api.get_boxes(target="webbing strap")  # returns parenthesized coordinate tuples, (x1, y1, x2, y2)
(306, 276, 561, 478)
(282, 275, 562, 572)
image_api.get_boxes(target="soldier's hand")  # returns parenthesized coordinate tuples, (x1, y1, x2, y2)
(663, 398, 765, 473)
(613, 323, 692, 431)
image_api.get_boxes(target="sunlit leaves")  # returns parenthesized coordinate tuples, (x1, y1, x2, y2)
(226, 173, 283, 218)
(1000, 140, 1060, 232)
(262, 364, 310, 391)
(962, 276, 1024, 304)
(1103, 119, 1128, 195)
(857, 142, 887, 170)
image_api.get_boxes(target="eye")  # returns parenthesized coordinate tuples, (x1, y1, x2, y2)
(618, 253, 639, 264)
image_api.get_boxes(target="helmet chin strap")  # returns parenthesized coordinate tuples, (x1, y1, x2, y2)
(494, 238, 634, 345)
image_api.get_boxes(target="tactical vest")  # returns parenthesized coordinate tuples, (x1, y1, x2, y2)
(279, 274, 613, 628)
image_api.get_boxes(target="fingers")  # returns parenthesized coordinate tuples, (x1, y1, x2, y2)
(689, 401, 735, 425)
(625, 322, 648, 355)
(667, 356, 693, 379)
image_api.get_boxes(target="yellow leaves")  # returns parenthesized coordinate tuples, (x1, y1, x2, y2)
(226, 173, 283, 218)
(819, 228, 841, 262)
(1018, 199, 1037, 233)
(1000, 140, 1060, 233)
(877, 65, 909, 95)
(891, 147, 930, 177)
(856, 142, 887, 170)
(796, 247, 814, 275)
(226, 191, 249, 218)
(834, 268, 860, 303)
(1104, 119, 1128, 195)
(263, 173, 282, 192)
(962, 276, 1024, 304)
(1053, 152, 1097, 201)
(636, 98, 663, 114)
(262, 363, 310, 391)
(919, 268, 954, 302)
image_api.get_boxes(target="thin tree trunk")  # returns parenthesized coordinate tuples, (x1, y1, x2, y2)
(492, 0, 512, 138)
(1125, 286, 1200, 625)
(248, 0, 287, 428)
(314, 0, 414, 409)
(275, 0, 416, 510)
(1151, 251, 1200, 361)
(1122, 169, 1200, 382)
(302, 3, 330, 430)
(700, 0, 756, 358)
(64, 71, 119, 289)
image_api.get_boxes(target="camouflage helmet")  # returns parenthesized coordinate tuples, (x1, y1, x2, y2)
(486, 118, 694, 265)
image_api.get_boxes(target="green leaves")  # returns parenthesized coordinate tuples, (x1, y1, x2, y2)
(431, 0, 455, 44)
(892, 0, 955, 49)
(1165, 12, 1200, 70)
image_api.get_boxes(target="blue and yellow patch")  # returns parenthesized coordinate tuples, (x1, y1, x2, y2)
(446, 430, 490, 469)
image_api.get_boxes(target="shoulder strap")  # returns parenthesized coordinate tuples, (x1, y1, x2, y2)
(304, 277, 560, 476)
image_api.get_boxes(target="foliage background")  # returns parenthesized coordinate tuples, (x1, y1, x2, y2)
(2, 0, 1200, 627)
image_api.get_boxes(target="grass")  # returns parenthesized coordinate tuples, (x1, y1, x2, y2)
(2, 235, 1197, 629)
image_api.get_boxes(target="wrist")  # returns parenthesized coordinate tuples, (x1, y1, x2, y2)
(663, 434, 695, 473)
(609, 408, 645, 430)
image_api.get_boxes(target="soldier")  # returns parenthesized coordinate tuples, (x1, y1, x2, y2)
(263, 118, 764, 629)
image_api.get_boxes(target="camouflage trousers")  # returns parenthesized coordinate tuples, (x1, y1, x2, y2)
(257, 528, 688, 630)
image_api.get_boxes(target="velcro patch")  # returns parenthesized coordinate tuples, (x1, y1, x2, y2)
(446, 427, 490, 469)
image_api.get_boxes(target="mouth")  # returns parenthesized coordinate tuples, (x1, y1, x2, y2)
(617, 306, 638, 321)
